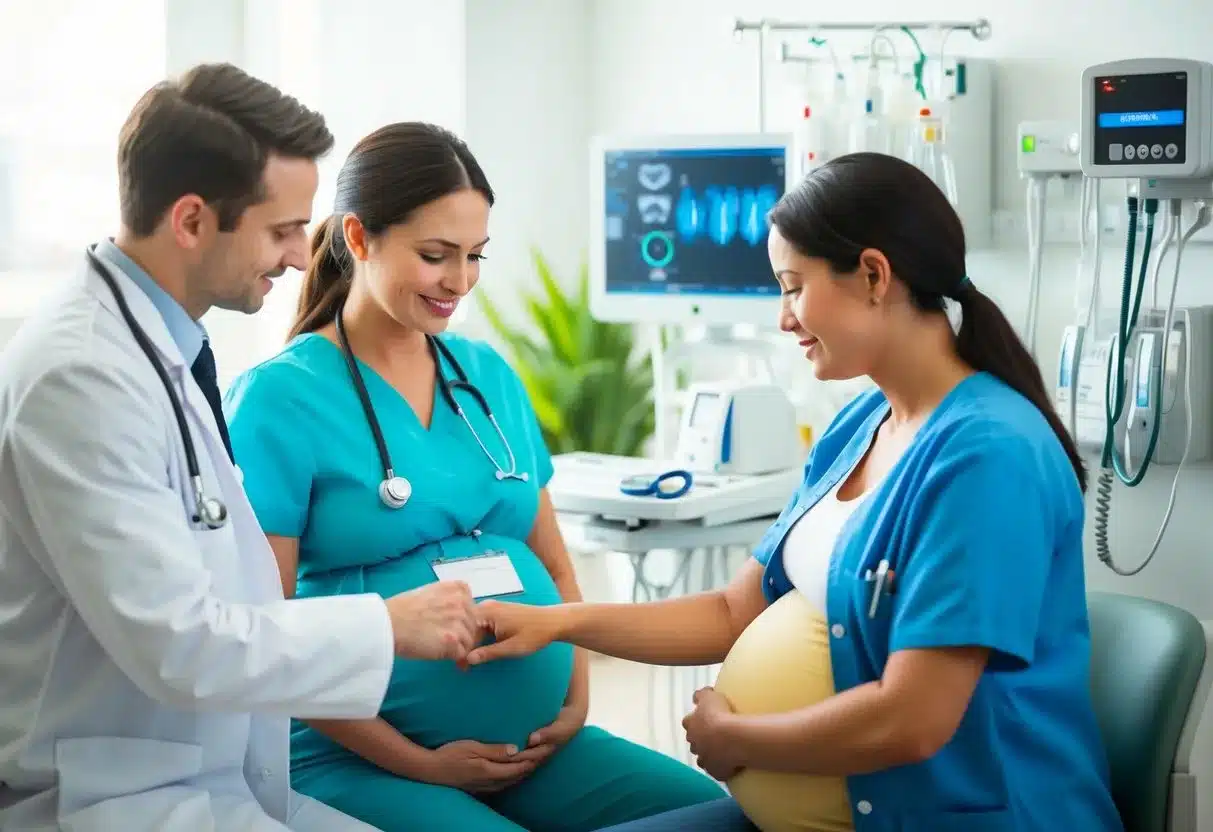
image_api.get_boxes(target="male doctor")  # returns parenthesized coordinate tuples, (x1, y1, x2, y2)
(0, 63, 480, 830)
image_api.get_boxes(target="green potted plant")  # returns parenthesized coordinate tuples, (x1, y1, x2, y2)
(478, 248, 655, 457)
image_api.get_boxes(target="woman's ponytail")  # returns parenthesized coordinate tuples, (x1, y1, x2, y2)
(954, 284, 1088, 492)
(287, 215, 350, 340)
(766, 153, 1089, 492)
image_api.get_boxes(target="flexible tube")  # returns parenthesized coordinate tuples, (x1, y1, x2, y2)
(1095, 203, 1210, 575)
(1108, 199, 1160, 486)
(1024, 177, 1048, 352)
(1149, 207, 1175, 309)
(1099, 197, 1153, 472)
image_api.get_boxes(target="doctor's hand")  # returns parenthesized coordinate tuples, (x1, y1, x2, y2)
(683, 686, 744, 782)
(385, 581, 479, 662)
(465, 600, 561, 665)
(420, 739, 539, 794)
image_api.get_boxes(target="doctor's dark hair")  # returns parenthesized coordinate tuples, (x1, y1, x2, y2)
(117, 62, 333, 236)
(768, 152, 1087, 492)
(289, 122, 495, 339)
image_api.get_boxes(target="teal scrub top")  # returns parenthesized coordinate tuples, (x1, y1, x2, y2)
(224, 333, 574, 770)
(753, 373, 1123, 832)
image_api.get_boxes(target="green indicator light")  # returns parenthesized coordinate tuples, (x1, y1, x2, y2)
(1022, 135, 1037, 153)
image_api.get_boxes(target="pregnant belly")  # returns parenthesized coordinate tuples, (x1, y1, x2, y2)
(714, 591, 854, 832)
(364, 540, 574, 750)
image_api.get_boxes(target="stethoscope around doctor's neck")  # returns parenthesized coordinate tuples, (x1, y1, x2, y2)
(85, 246, 230, 531)
(333, 307, 528, 510)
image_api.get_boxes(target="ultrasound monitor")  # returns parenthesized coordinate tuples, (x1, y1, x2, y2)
(589, 133, 793, 326)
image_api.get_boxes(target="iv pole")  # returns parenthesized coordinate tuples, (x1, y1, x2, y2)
(731, 17, 992, 133)
(648, 18, 993, 458)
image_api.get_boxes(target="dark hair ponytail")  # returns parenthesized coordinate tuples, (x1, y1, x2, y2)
(287, 121, 495, 340)
(768, 152, 1087, 492)
(953, 282, 1087, 491)
(288, 215, 350, 339)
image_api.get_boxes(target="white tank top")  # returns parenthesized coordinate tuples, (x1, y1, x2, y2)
(783, 466, 877, 615)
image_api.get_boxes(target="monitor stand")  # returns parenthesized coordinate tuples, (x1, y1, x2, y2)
(650, 324, 781, 459)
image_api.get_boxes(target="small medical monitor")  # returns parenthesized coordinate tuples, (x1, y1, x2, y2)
(589, 133, 792, 326)
(1081, 59, 1213, 179)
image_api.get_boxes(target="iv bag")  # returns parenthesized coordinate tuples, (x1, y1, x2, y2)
(907, 107, 958, 206)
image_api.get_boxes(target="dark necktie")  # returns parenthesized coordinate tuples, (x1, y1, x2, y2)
(190, 340, 235, 463)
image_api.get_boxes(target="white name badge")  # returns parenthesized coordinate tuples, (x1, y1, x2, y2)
(431, 552, 525, 599)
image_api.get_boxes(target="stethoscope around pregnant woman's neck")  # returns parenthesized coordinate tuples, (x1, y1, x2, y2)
(333, 307, 528, 510)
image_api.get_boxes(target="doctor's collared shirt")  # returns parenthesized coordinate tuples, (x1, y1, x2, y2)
(94, 238, 207, 366)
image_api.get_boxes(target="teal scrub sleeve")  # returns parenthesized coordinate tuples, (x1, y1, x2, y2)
(888, 441, 1053, 668)
(495, 355, 555, 488)
(223, 367, 317, 538)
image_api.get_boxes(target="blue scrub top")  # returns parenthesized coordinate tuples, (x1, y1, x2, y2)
(754, 373, 1123, 832)
(224, 332, 574, 770)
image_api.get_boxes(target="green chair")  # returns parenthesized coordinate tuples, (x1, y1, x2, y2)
(1088, 591, 1212, 832)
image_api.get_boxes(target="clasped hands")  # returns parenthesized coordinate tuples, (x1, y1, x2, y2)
(381, 580, 549, 667)
(393, 588, 744, 783)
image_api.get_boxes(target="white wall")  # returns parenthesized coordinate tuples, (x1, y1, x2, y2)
(160, 0, 468, 388)
(461, 0, 593, 340)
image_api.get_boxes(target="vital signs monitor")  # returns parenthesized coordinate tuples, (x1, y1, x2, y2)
(1080, 59, 1213, 179)
(589, 133, 792, 326)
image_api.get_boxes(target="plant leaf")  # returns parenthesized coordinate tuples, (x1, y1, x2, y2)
(477, 252, 655, 455)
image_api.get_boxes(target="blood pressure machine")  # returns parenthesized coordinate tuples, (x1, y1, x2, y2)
(549, 382, 801, 527)
(1057, 58, 1213, 575)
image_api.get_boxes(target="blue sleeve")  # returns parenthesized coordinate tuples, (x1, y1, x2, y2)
(223, 366, 317, 538)
(889, 439, 1054, 667)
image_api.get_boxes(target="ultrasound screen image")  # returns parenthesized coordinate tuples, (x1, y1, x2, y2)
(602, 146, 786, 297)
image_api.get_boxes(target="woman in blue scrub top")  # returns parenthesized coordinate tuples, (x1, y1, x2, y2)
(468, 153, 1125, 832)
(223, 122, 724, 831)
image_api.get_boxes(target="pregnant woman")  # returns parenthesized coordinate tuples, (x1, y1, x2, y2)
(224, 122, 723, 831)
(468, 153, 1126, 832)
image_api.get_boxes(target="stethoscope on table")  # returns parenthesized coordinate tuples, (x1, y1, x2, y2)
(86, 246, 229, 531)
(334, 307, 527, 510)
(618, 469, 694, 500)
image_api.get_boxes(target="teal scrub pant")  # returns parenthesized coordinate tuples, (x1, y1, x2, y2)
(291, 726, 726, 831)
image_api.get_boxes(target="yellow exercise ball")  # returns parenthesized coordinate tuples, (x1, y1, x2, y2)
(712, 591, 855, 832)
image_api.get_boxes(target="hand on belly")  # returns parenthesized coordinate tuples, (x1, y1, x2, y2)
(381, 630, 575, 751)
(361, 542, 576, 750)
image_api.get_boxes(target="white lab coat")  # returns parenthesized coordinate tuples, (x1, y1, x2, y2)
(0, 252, 395, 831)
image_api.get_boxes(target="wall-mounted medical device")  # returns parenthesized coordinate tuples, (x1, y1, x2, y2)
(1067, 58, 1213, 576)
(1080, 59, 1213, 180)
(1015, 120, 1085, 357)
(589, 133, 793, 328)
(673, 382, 799, 476)
(1017, 121, 1081, 176)
(1056, 307, 1213, 465)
